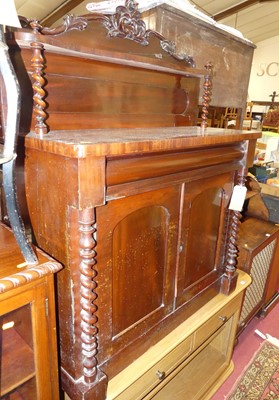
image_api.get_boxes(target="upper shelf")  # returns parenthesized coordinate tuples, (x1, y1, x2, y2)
(9, 0, 208, 79)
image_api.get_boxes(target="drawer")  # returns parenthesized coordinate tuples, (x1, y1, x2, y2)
(146, 320, 234, 400)
(108, 280, 249, 400)
(106, 145, 243, 187)
(112, 335, 193, 400)
(194, 295, 241, 349)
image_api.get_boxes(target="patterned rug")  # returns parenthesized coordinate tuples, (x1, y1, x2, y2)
(226, 339, 279, 399)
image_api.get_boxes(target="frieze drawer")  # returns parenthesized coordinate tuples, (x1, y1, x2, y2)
(194, 295, 242, 350)
(107, 335, 193, 400)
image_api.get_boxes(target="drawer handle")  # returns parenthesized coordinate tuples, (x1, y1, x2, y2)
(156, 370, 166, 380)
(219, 315, 227, 323)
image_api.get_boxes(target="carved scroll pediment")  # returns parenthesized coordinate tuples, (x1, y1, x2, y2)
(100, 0, 195, 66)
(28, 0, 195, 67)
(22, 0, 205, 135)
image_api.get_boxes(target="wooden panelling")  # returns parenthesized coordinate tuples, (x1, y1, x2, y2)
(95, 185, 180, 361)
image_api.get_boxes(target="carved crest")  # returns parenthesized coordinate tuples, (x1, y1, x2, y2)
(27, 0, 195, 67)
(103, 0, 149, 45)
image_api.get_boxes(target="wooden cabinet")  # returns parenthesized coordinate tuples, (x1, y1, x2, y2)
(262, 237, 279, 314)
(90, 169, 236, 368)
(237, 217, 279, 333)
(24, 127, 260, 399)
(5, 2, 261, 398)
(106, 270, 251, 400)
(0, 222, 62, 399)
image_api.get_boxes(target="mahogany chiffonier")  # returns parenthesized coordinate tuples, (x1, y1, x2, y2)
(24, 127, 255, 400)
(5, 1, 260, 398)
(0, 222, 62, 399)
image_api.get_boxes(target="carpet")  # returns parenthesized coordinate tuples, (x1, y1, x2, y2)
(226, 337, 279, 399)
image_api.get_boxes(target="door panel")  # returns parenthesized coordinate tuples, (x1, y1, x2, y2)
(184, 187, 223, 288)
(176, 172, 234, 307)
(96, 185, 181, 361)
(112, 205, 169, 337)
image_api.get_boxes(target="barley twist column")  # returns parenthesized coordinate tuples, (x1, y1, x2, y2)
(30, 20, 48, 135)
(221, 164, 246, 295)
(201, 62, 213, 129)
(79, 208, 99, 383)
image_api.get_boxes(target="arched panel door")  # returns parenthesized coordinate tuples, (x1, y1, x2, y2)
(95, 185, 181, 363)
(176, 172, 234, 308)
(112, 205, 169, 337)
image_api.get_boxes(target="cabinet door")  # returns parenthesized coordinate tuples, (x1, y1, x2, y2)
(96, 185, 181, 362)
(176, 172, 233, 308)
(0, 281, 58, 400)
(0, 304, 37, 399)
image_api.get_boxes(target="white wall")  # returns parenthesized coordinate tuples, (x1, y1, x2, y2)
(248, 35, 279, 113)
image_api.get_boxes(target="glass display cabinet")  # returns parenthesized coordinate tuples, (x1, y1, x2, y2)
(0, 222, 62, 399)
